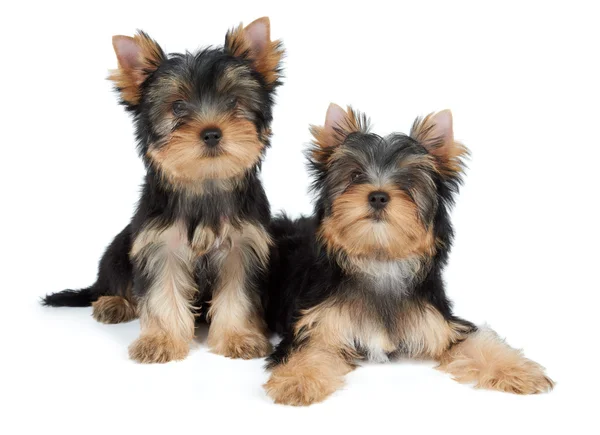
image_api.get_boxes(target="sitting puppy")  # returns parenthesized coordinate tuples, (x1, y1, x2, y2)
(43, 18, 284, 363)
(263, 104, 554, 405)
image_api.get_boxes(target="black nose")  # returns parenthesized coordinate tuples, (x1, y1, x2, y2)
(201, 128, 222, 147)
(368, 191, 390, 210)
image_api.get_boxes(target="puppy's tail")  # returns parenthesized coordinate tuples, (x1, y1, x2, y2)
(41, 287, 98, 307)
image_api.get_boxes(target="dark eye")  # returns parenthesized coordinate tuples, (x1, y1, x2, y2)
(172, 100, 187, 117)
(226, 97, 238, 110)
(350, 171, 361, 182)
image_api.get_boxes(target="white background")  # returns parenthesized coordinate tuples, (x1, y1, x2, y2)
(2, 1, 598, 434)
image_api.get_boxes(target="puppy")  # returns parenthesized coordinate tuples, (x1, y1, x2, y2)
(43, 18, 284, 363)
(263, 104, 554, 405)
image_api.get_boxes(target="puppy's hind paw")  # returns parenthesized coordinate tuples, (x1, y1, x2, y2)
(92, 296, 137, 324)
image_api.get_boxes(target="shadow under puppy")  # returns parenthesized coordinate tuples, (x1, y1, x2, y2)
(42, 17, 284, 363)
(263, 104, 554, 405)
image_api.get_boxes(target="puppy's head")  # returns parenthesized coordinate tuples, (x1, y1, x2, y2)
(108, 17, 284, 188)
(309, 104, 467, 261)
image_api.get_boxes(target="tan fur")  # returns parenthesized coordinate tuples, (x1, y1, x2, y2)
(129, 220, 272, 362)
(319, 184, 435, 260)
(108, 32, 164, 105)
(398, 303, 471, 358)
(265, 346, 355, 406)
(437, 327, 554, 394)
(208, 326, 271, 360)
(410, 111, 468, 175)
(191, 224, 226, 256)
(206, 223, 272, 359)
(128, 329, 190, 364)
(129, 221, 197, 363)
(265, 300, 395, 405)
(147, 114, 264, 185)
(310, 106, 368, 164)
(92, 296, 137, 324)
(295, 301, 395, 358)
(225, 17, 284, 86)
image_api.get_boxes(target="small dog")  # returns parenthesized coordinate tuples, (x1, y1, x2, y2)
(43, 17, 284, 363)
(262, 104, 554, 405)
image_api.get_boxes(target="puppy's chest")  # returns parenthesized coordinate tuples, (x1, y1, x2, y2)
(131, 220, 238, 259)
(338, 260, 421, 362)
(174, 190, 243, 228)
(131, 219, 271, 270)
(351, 259, 418, 295)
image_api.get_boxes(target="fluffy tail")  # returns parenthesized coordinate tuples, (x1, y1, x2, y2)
(41, 287, 97, 307)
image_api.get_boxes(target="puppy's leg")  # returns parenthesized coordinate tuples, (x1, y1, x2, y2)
(399, 303, 475, 360)
(91, 225, 137, 323)
(207, 224, 271, 359)
(92, 296, 137, 324)
(264, 344, 354, 406)
(437, 326, 554, 394)
(399, 304, 554, 394)
(264, 303, 366, 406)
(128, 224, 197, 363)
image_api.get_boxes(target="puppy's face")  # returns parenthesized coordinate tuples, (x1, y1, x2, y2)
(310, 105, 466, 260)
(109, 18, 283, 185)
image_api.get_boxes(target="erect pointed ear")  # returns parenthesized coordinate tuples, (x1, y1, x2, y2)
(108, 31, 165, 106)
(309, 103, 369, 164)
(225, 17, 284, 87)
(410, 110, 467, 175)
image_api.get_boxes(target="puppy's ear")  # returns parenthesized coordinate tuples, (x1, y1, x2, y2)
(309, 103, 369, 164)
(225, 17, 284, 87)
(108, 31, 165, 106)
(410, 110, 467, 175)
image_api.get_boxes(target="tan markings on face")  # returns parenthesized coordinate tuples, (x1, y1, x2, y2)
(319, 184, 435, 260)
(397, 303, 471, 359)
(128, 221, 197, 363)
(147, 113, 264, 184)
(437, 327, 555, 394)
(92, 296, 137, 324)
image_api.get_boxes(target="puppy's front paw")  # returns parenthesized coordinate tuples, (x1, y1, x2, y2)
(264, 368, 342, 406)
(482, 360, 555, 394)
(209, 329, 272, 359)
(128, 333, 189, 364)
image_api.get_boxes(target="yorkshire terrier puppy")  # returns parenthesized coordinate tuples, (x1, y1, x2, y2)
(263, 104, 554, 405)
(43, 18, 284, 363)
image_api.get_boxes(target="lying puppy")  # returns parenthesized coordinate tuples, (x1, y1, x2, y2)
(263, 104, 554, 405)
(43, 18, 284, 363)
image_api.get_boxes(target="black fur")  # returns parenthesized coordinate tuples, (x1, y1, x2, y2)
(43, 28, 282, 315)
(263, 110, 475, 368)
